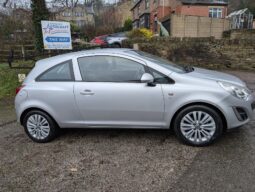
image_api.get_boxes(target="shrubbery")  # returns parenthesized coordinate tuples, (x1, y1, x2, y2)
(128, 28, 153, 39)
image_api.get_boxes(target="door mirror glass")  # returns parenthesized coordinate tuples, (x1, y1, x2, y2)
(141, 73, 154, 83)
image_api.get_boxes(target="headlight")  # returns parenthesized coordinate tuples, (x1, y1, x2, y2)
(218, 81, 251, 100)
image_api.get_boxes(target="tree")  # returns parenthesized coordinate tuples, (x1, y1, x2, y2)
(123, 18, 132, 31)
(50, 0, 80, 8)
(3, 0, 10, 7)
(31, 0, 49, 52)
(229, 0, 255, 13)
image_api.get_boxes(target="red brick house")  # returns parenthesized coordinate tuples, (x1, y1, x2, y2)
(131, 0, 228, 33)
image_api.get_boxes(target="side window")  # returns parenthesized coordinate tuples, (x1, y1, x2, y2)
(149, 68, 173, 84)
(37, 60, 74, 81)
(78, 56, 146, 82)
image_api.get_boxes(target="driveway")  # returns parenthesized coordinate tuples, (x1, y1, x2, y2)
(0, 70, 254, 192)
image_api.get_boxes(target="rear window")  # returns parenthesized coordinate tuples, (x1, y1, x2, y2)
(36, 60, 74, 81)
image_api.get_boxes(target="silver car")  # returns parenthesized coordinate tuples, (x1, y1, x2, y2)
(15, 49, 255, 146)
(106, 32, 127, 48)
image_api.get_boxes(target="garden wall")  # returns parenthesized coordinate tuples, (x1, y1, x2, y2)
(123, 37, 255, 71)
(170, 15, 230, 39)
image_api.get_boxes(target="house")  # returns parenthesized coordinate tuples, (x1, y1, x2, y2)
(115, 0, 133, 27)
(12, 8, 32, 26)
(0, 6, 11, 25)
(50, 5, 95, 27)
(131, 0, 228, 33)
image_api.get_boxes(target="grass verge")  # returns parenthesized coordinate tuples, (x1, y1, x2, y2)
(0, 63, 31, 101)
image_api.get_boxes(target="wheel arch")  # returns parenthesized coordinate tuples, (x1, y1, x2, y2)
(169, 102, 227, 131)
(20, 107, 59, 127)
(112, 42, 121, 47)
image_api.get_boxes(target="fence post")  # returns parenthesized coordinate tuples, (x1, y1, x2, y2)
(21, 45, 25, 60)
(133, 43, 139, 50)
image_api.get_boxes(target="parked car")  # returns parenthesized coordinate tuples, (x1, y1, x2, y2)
(106, 32, 128, 48)
(90, 35, 108, 47)
(15, 49, 255, 146)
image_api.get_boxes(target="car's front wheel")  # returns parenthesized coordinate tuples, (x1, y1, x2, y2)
(23, 110, 59, 143)
(173, 105, 223, 146)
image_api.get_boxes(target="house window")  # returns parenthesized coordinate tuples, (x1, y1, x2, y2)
(154, 15, 158, 33)
(140, 15, 150, 29)
(145, 0, 150, 9)
(75, 12, 84, 17)
(63, 12, 71, 17)
(62, 12, 68, 17)
(140, 16, 145, 27)
(209, 8, 223, 18)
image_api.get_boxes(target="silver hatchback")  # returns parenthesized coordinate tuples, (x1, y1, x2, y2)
(15, 49, 255, 146)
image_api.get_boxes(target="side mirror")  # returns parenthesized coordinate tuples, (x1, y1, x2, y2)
(141, 73, 154, 83)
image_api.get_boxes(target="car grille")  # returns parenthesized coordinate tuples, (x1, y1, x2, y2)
(233, 107, 248, 121)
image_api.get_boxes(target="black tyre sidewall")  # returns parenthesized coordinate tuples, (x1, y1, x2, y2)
(23, 110, 58, 143)
(173, 105, 223, 146)
(112, 43, 121, 48)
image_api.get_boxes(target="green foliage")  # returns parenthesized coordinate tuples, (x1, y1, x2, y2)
(70, 22, 80, 33)
(128, 28, 153, 39)
(31, 0, 49, 52)
(239, 0, 255, 14)
(123, 18, 133, 31)
(0, 65, 30, 100)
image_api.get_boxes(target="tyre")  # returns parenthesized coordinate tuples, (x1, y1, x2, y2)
(173, 105, 223, 146)
(112, 43, 121, 48)
(23, 110, 59, 143)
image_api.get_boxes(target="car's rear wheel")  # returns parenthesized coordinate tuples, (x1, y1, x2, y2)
(112, 43, 121, 48)
(173, 105, 223, 146)
(23, 110, 59, 143)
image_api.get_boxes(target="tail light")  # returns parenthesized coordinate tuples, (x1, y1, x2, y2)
(16, 85, 25, 95)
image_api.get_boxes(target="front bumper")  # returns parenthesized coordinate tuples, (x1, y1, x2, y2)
(221, 93, 255, 129)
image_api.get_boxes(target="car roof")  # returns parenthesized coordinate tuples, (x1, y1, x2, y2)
(36, 48, 132, 66)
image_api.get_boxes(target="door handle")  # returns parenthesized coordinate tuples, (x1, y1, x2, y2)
(80, 89, 95, 96)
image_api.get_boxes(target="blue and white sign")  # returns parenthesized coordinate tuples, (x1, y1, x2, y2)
(41, 21, 72, 50)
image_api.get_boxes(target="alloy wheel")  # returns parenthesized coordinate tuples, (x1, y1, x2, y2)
(180, 111, 216, 144)
(26, 114, 50, 140)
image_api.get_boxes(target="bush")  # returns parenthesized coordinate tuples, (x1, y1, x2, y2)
(0, 65, 30, 100)
(123, 19, 133, 31)
(128, 28, 153, 39)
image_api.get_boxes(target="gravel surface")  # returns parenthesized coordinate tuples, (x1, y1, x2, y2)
(0, 70, 254, 192)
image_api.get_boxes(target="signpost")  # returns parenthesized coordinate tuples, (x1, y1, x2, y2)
(41, 21, 72, 50)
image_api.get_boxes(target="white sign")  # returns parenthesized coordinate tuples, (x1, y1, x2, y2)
(41, 21, 72, 50)
(18, 74, 26, 83)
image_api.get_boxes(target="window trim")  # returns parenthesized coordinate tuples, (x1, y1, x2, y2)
(77, 55, 148, 83)
(209, 7, 223, 18)
(148, 67, 175, 84)
(36, 60, 75, 82)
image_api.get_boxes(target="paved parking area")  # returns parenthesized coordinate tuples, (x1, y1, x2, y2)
(0, 70, 254, 192)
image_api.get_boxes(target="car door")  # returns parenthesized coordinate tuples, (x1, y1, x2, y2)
(74, 54, 165, 128)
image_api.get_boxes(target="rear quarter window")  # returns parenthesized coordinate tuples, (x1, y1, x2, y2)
(36, 60, 74, 81)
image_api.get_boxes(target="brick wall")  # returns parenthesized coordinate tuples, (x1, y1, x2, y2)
(175, 5, 227, 18)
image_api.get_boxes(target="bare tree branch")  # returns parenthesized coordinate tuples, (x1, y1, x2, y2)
(50, 0, 82, 8)
(3, 0, 10, 7)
